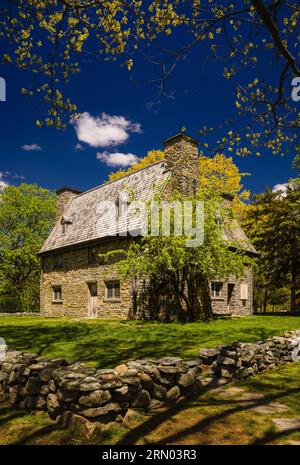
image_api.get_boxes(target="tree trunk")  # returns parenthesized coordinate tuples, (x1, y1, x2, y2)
(198, 275, 213, 320)
(290, 244, 297, 313)
(263, 287, 268, 313)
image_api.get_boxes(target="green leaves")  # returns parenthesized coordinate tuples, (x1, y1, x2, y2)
(243, 178, 300, 311)
(112, 192, 251, 320)
(0, 184, 56, 311)
(1, 0, 299, 147)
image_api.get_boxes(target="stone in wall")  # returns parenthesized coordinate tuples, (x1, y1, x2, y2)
(0, 330, 299, 430)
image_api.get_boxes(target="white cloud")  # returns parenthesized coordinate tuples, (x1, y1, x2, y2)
(0, 171, 25, 191)
(272, 183, 288, 197)
(97, 151, 140, 167)
(0, 172, 9, 191)
(21, 143, 42, 151)
(74, 143, 85, 151)
(73, 112, 142, 148)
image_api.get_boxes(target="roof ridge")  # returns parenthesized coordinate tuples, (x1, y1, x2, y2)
(75, 160, 166, 199)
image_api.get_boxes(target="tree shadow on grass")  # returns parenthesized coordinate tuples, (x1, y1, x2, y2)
(116, 386, 300, 445)
(10, 422, 64, 445)
(251, 427, 300, 445)
(69, 325, 280, 368)
(0, 319, 297, 368)
(0, 404, 29, 428)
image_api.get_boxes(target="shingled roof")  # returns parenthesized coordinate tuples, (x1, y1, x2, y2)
(40, 160, 256, 255)
(40, 161, 170, 253)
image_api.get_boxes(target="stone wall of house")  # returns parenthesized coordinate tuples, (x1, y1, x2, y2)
(41, 241, 253, 319)
(211, 268, 253, 316)
(1, 331, 299, 429)
(40, 239, 132, 319)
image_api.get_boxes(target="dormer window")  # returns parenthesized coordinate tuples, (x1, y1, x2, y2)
(62, 222, 67, 235)
(115, 198, 129, 219)
(61, 216, 73, 235)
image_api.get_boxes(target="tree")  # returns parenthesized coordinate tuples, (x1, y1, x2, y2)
(110, 192, 251, 322)
(199, 153, 250, 218)
(108, 150, 165, 182)
(243, 180, 300, 312)
(0, 184, 56, 311)
(1, 1, 299, 157)
(109, 150, 250, 217)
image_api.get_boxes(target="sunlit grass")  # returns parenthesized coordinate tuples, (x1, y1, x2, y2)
(0, 315, 299, 368)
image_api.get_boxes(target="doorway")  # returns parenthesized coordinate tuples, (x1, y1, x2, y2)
(88, 282, 98, 317)
(227, 283, 235, 312)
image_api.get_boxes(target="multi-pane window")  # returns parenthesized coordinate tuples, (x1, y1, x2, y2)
(53, 254, 63, 270)
(105, 281, 120, 300)
(211, 282, 223, 298)
(52, 285, 62, 302)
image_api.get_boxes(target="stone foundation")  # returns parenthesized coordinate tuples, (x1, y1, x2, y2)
(1, 330, 299, 427)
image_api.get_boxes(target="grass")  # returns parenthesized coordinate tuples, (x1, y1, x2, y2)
(0, 315, 299, 368)
(0, 361, 299, 445)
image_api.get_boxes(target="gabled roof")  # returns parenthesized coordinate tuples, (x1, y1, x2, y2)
(40, 159, 256, 256)
(40, 161, 170, 253)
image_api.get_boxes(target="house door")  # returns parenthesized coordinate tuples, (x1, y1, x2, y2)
(88, 282, 98, 317)
(227, 284, 235, 312)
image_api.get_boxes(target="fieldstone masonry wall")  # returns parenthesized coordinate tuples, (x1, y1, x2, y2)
(1, 331, 299, 430)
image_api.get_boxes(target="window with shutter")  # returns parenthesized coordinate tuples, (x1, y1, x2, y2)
(240, 283, 248, 300)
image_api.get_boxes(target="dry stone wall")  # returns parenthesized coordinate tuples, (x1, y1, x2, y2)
(0, 330, 299, 426)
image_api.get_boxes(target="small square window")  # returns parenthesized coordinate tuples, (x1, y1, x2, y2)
(53, 254, 63, 270)
(211, 282, 223, 298)
(52, 286, 62, 302)
(105, 281, 120, 300)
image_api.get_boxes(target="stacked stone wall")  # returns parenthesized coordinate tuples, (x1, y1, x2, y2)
(0, 331, 299, 427)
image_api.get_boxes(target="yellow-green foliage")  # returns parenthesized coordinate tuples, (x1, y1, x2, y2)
(108, 150, 165, 181)
(108, 150, 250, 218)
(2, 1, 299, 157)
(199, 153, 250, 219)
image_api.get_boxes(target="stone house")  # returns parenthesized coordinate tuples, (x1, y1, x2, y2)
(39, 133, 257, 319)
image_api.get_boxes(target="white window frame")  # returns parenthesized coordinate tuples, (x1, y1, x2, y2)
(52, 285, 62, 302)
(211, 282, 223, 298)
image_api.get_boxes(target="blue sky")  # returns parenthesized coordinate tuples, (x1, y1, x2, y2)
(0, 40, 298, 196)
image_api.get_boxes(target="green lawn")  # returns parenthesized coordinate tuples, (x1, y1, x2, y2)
(0, 315, 299, 368)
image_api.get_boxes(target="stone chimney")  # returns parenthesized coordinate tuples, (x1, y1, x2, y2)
(221, 193, 234, 208)
(163, 133, 199, 197)
(56, 187, 82, 222)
